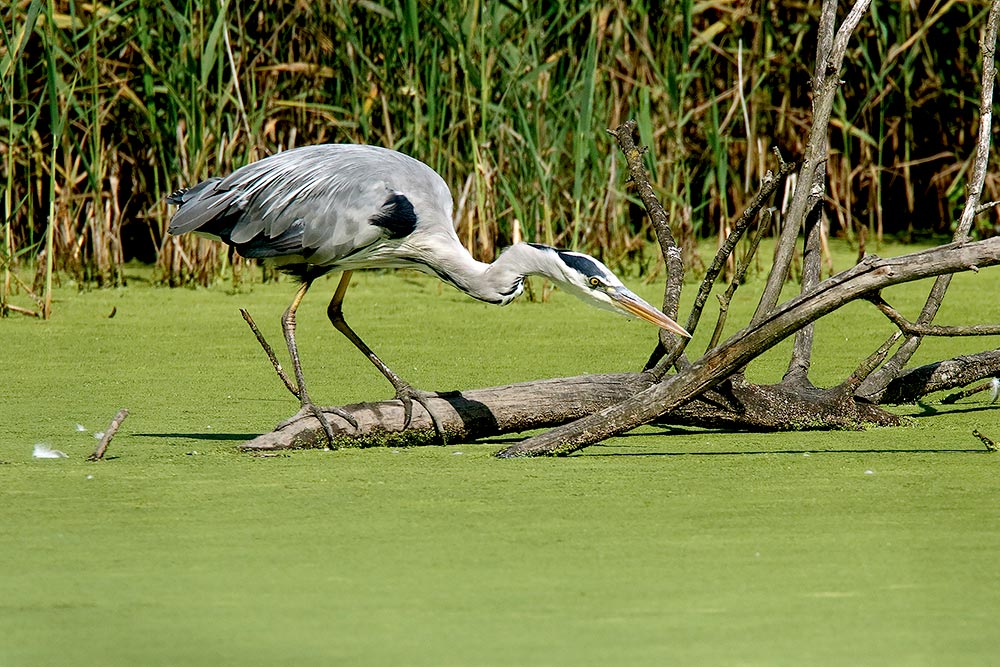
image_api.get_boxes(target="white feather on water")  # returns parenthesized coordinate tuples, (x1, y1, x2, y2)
(33, 444, 68, 459)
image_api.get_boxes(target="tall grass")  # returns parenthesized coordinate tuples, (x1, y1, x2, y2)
(2, 0, 997, 309)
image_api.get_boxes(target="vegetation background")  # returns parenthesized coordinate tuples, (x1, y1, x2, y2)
(5, 4, 1000, 661)
(3, 0, 999, 306)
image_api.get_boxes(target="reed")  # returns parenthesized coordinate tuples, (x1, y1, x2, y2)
(2, 0, 995, 304)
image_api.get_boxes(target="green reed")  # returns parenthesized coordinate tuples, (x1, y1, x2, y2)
(1, 0, 996, 303)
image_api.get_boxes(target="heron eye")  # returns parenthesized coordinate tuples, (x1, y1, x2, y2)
(588, 276, 602, 288)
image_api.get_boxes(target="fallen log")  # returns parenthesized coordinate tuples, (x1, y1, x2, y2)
(242, 373, 649, 450)
(241, 371, 903, 451)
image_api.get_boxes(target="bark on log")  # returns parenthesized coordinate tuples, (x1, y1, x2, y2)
(241, 374, 650, 451)
(659, 378, 900, 431)
(241, 372, 901, 452)
(880, 349, 1000, 405)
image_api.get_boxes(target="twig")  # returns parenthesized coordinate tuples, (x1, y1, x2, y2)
(972, 429, 998, 452)
(839, 331, 902, 392)
(708, 208, 773, 351)
(0, 254, 45, 311)
(240, 308, 300, 398)
(686, 151, 793, 351)
(699, 172, 792, 318)
(942, 380, 996, 404)
(88, 408, 128, 461)
(4, 303, 40, 318)
(644, 148, 792, 376)
(976, 200, 1000, 215)
(646, 152, 793, 376)
(866, 293, 1000, 336)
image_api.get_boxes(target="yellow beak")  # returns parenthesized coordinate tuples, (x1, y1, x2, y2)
(609, 288, 691, 338)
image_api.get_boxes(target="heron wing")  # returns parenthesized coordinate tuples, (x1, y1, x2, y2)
(167, 145, 453, 268)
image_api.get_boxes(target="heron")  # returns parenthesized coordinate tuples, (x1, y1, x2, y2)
(167, 144, 689, 442)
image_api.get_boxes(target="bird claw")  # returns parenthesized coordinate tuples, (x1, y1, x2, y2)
(395, 385, 448, 445)
(287, 402, 359, 448)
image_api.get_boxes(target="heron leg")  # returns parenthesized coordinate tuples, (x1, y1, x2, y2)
(327, 271, 448, 442)
(281, 279, 357, 444)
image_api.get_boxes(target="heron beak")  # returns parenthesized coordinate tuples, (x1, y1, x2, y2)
(608, 288, 691, 338)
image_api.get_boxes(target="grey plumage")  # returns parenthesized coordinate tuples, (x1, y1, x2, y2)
(169, 145, 452, 279)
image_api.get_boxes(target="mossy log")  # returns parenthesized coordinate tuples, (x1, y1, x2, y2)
(241, 372, 903, 451)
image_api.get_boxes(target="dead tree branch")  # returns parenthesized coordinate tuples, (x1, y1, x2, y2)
(879, 348, 1000, 404)
(643, 147, 794, 375)
(866, 293, 1000, 337)
(942, 379, 999, 404)
(241, 368, 905, 451)
(754, 0, 872, 325)
(858, 0, 1000, 400)
(708, 208, 773, 351)
(682, 153, 794, 352)
(786, 0, 841, 385)
(606, 121, 685, 362)
(839, 331, 903, 392)
(972, 430, 999, 452)
(241, 308, 300, 398)
(498, 238, 1000, 457)
(241, 373, 652, 450)
(88, 408, 129, 461)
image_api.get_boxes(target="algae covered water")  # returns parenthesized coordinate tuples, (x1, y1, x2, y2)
(3, 248, 999, 664)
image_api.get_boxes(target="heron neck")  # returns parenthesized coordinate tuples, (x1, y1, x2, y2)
(427, 242, 557, 305)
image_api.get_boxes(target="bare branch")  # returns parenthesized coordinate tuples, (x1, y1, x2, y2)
(242, 370, 903, 451)
(858, 0, 1000, 400)
(867, 293, 1000, 337)
(754, 0, 872, 325)
(973, 430, 999, 452)
(88, 408, 129, 461)
(839, 331, 902, 393)
(785, 0, 841, 385)
(607, 121, 686, 362)
(880, 348, 1000, 404)
(242, 373, 652, 450)
(647, 151, 793, 375)
(240, 308, 300, 399)
(707, 208, 773, 351)
(498, 238, 1000, 457)
(941, 380, 999, 404)
(3, 304, 40, 318)
(687, 158, 794, 340)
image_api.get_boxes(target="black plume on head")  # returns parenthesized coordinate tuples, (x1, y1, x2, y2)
(527, 243, 607, 279)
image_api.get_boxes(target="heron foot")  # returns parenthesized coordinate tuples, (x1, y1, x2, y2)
(285, 401, 359, 448)
(394, 385, 449, 445)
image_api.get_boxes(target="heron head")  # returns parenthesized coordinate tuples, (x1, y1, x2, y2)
(529, 244, 691, 338)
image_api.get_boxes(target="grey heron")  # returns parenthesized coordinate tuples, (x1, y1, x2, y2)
(167, 144, 689, 441)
